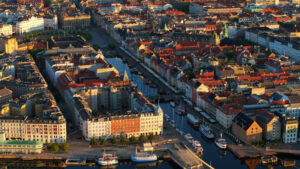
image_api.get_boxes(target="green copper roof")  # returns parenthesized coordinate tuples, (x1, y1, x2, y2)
(0, 140, 43, 145)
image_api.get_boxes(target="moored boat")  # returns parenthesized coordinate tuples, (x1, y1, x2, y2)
(131, 148, 157, 163)
(184, 133, 193, 143)
(170, 101, 175, 108)
(215, 138, 227, 150)
(261, 155, 278, 165)
(200, 125, 214, 139)
(175, 106, 186, 115)
(187, 113, 200, 128)
(96, 150, 118, 166)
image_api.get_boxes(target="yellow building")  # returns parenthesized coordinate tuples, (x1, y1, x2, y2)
(5, 38, 18, 54)
(256, 110, 281, 141)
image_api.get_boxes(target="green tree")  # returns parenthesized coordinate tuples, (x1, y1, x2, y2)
(111, 136, 117, 144)
(61, 143, 70, 152)
(120, 135, 126, 143)
(90, 137, 99, 146)
(93, 44, 100, 51)
(129, 136, 136, 143)
(52, 144, 59, 152)
(148, 133, 155, 141)
(108, 43, 116, 50)
(225, 50, 235, 60)
(139, 134, 146, 142)
(100, 138, 107, 145)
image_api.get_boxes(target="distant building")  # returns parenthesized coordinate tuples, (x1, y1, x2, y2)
(0, 132, 43, 154)
(0, 24, 13, 36)
(0, 87, 12, 106)
(232, 113, 263, 144)
(16, 16, 45, 35)
(59, 13, 91, 30)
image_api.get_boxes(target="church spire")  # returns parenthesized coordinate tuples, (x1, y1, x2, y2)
(123, 70, 129, 81)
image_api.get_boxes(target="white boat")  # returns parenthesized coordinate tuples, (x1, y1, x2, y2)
(96, 150, 118, 166)
(187, 114, 200, 128)
(192, 140, 201, 148)
(215, 133, 227, 150)
(170, 101, 175, 107)
(215, 138, 227, 150)
(184, 133, 193, 143)
(131, 148, 157, 163)
(200, 125, 214, 139)
(175, 106, 186, 115)
(170, 120, 175, 127)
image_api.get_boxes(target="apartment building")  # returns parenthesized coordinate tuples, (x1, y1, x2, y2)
(255, 110, 281, 141)
(282, 116, 298, 143)
(0, 87, 12, 106)
(59, 13, 91, 30)
(232, 113, 263, 144)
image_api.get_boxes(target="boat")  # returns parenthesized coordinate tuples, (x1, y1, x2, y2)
(65, 159, 86, 165)
(192, 140, 201, 148)
(96, 150, 118, 166)
(184, 133, 193, 143)
(280, 158, 296, 167)
(131, 148, 157, 163)
(200, 125, 214, 139)
(187, 113, 200, 128)
(170, 120, 175, 127)
(215, 133, 227, 150)
(170, 101, 175, 108)
(195, 146, 203, 156)
(175, 106, 186, 115)
(261, 155, 278, 165)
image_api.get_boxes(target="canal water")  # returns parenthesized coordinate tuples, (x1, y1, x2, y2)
(105, 57, 300, 169)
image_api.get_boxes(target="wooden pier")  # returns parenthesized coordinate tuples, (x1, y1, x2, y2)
(228, 144, 276, 159)
(167, 143, 213, 169)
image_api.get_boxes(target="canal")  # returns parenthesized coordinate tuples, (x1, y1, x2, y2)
(106, 57, 300, 169)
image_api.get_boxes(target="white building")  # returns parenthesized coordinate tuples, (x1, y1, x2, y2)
(16, 16, 44, 35)
(45, 56, 74, 85)
(0, 24, 13, 36)
(140, 106, 164, 136)
(44, 15, 58, 30)
(81, 117, 111, 140)
(282, 116, 298, 143)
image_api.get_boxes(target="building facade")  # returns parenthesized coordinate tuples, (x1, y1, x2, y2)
(16, 16, 44, 35)
(282, 116, 298, 143)
(0, 132, 43, 154)
(232, 113, 263, 144)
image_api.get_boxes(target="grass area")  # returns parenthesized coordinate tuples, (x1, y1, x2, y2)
(24, 30, 92, 41)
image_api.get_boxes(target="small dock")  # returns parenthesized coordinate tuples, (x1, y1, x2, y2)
(167, 143, 213, 169)
(228, 144, 276, 159)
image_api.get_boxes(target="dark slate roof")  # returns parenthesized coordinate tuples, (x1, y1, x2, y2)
(233, 113, 254, 130)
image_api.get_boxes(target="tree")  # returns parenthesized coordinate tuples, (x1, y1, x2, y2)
(148, 133, 155, 141)
(90, 137, 99, 146)
(93, 44, 100, 51)
(139, 134, 146, 142)
(120, 135, 126, 143)
(100, 138, 107, 145)
(129, 136, 136, 143)
(61, 143, 70, 152)
(111, 136, 117, 144)
(108, 43, 116, 50)
(52, 144, 59, 153)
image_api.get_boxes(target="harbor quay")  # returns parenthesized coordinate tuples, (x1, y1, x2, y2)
(0, 140, 211, 169)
